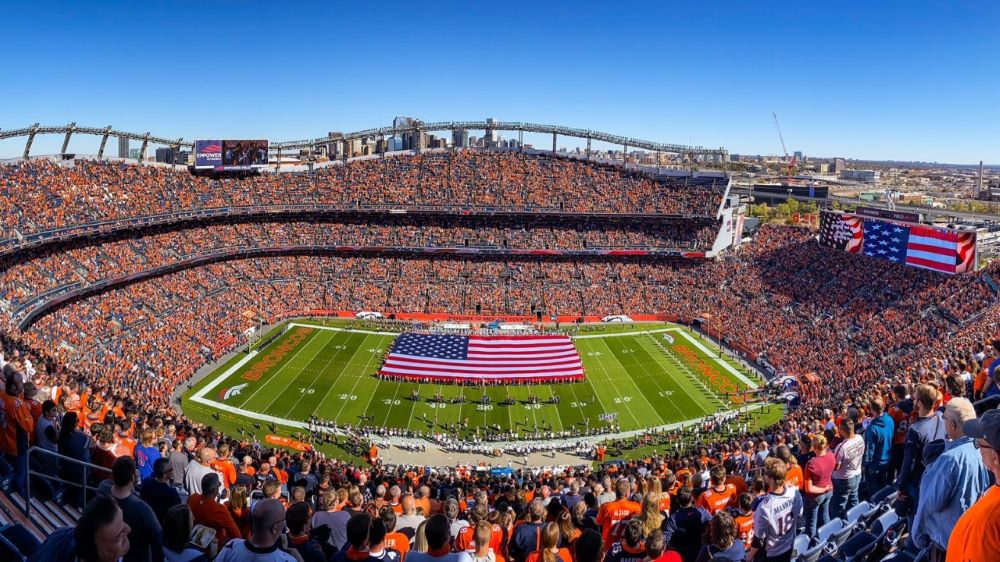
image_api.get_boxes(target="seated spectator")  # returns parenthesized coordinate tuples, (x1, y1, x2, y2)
(214, 498, 299, 562)
(187, 473, 241, 552)
(161, 505, 209, 562)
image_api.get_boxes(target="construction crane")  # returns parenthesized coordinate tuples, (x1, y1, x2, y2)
(772, 112, 797, 185)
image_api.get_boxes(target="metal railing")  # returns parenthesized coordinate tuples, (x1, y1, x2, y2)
(25, 446, 111, 520)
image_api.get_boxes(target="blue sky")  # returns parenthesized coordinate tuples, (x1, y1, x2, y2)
(1, 1, 997, 163)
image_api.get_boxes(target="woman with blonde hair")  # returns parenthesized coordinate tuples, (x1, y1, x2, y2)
(526, 522, 571, 562)
(636, 493, 664, 538)
(556, 508, 580, 548)
(471, 520, 505, 562)
(414, 519, 430, 553)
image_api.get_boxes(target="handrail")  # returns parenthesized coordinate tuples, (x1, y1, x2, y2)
(25, 446, 112, 520)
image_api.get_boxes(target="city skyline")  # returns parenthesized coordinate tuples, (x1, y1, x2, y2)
(2, 1, 998, 163)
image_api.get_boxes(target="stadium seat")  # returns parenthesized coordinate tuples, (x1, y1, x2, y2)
(827, 521, 856, 551)
(844, 501, 871, 527)
(838, 532, 877, 562)
(792, 534, 811, 558)
(880, 546, 930, 562)
(796, 541, 827, 562)
(817, 519, 845, 544)
(869, 485, 898, 505)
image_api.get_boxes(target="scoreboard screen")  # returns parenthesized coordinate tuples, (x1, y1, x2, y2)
(195, 139, 269, 170)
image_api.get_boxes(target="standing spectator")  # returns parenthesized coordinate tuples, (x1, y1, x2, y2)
(602, 519, 645, 562)
(749, 458, 802, 562)
(510, 500, 546, 562)
(694, 512, 744, 562)
(215, 498, 300, 562)
(140, 458, 182, 523)
(184, 447, 220, 496)
(574, 530, 604, 562)
(596, 480, 640, 547)
(470, 521, 503, 562)
(168, 439, 191, 489)
(286, 501, 327, 562)
(946, 409, 1000, 562)
(862, 397, 894, 497)
(58, 411, 92, 507)
(406, 514, 472, 562)
(830, 418, 865, 519)
(911, 398, 990, 558)
(802, 435, 834, 539)
(526, 522, 571, 562)
(35, 399, 60, 475)
(0, 371, 35, 495)
(695, 466, 737, 516)
(187, 473, 242, 552)
(895, 384, 946, 511)
(98, 456, 164, 562)
(135, 429, 162, 482)
(396, 494, 427, 539)
(667, 487, 710, 562)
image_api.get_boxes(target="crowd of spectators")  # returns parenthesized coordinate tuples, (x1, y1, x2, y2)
(0, 153, 725, 245)
(2, 155, 1000, 560)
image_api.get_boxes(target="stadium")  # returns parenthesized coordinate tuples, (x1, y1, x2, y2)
(0, 119, 998, 562)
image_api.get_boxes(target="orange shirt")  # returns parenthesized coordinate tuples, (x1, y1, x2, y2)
(946, 485, 1000, 562)
(733, 511, 754, 549)
(188, 493, 242, 549)
(456, 523, 503, 552)
(0, 392, 34, 456)
(658, 493, 671, 514)
(385, 531, 410, 560)
(212, 458, 237, 489)
(695, 484, 737, 515)
(725, 475, 749, 496)
(597, 499, 640, 544)
(786, 465, 804, 490)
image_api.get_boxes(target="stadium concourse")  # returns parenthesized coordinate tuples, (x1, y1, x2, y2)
(0, 153, 998, 561)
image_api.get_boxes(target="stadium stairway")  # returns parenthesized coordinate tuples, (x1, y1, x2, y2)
(983, 271, 1000, 295)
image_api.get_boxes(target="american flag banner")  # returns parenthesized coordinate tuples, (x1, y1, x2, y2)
(378, 333, 585, 383)
(819, 210, 863, 253)
(862, 218, 977, 274)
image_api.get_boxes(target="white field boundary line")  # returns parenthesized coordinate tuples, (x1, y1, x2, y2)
(288, 322, 400, 336)
(571, 328, 674, 339)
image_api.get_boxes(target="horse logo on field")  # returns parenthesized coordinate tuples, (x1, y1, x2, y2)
(218, 383, 249, 401)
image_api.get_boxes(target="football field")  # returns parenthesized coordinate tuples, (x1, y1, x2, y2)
(182, 320, 765, 449)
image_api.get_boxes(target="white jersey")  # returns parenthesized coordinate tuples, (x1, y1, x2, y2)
(752, 486, 803, 557)
(214, 540, 299, 562)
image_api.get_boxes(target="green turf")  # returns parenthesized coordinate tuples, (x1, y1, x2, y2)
(182, 321, 770, 459)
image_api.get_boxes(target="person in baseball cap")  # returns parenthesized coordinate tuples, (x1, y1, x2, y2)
(945, 409, 1000, 561)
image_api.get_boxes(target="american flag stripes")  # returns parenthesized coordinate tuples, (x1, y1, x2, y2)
(378, 333, 585, 383)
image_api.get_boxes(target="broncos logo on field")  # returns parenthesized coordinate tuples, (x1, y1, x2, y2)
(218, 383, 249, 401)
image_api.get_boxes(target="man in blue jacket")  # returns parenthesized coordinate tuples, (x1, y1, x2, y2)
(862, 397, 894, 497)
(911, 397, 990, 558)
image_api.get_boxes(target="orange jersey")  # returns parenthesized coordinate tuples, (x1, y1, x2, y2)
(946, 485, 1000, 562)
(0, 392, 35, 455)
(786, 465, 804, 490)
(733, 512, 754, 548)
(212, 458, 238, 489)
(597, 499, 640, 544)
(696, 484, 737, 515)
(456, 523, 503, 552)
(385, 531, 410, 560)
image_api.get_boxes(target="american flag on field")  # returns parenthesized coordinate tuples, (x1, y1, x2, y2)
(819, 210, 863, 253)
(378, 333, 585, 382)
(862, 218, 977, 274)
